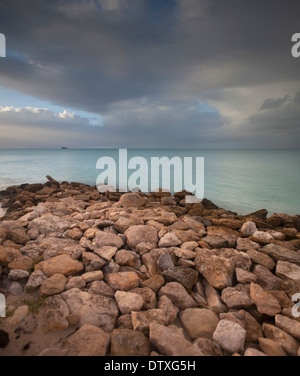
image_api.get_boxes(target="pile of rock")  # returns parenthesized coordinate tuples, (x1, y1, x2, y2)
(0, 180, 300, 356)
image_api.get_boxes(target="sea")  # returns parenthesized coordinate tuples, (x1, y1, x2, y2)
(0, 149, 299, 216)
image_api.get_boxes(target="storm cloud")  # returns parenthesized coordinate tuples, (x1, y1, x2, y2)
(0, 0, 299, 148)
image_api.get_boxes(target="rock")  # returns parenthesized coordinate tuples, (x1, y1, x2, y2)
(204, 282, 225, 314)
(201, 235, 229, 248)
(158, 282, 197, 310)
(261, 244, 300, 266)
(195, 248, 235, 290)
(219, 310, 263, 343)
(235, 268, 257, 284)
(141, 274, 165, 292)
(258, 338, 287, 357)
(117, 314, 133, 330)
(115, 291, 144, 314)
(240, 221, 258, 237)
(26, 270, 48, 292)
(42, 254, 84, 277)
(119, 193, 147, 208)
(244, 348, 267, 356)
(247, 249, 276, 270)
(94, 246, 118, 261)
(125, 225, 158, 252)
(82, 271, 103, 283)
(68, 228, 83, 240)
(8, 269, 30, 280)
(93, 231, 124, 249)
(221, 287, 254, 309)
(0, 330, 9, 349)
(206, 226, 240, 247)
(193, 338, 223, 357)
(105, 272, 140, 291)
(89, 281, 114, 298)
(131, 287, 157, 310)
(215, 248, 252, 271)
(250, 283, 281, 316)
(236, 237, 260, 252)
(82, 252, 106, 272)
(157, 252, 174, 270)
(44, 295, 70, 332)
(111, 329, 150, 356)
(7, 281, 23, 295)
(213, 320, 247, 354)
(275, 314, 300, 340)
(61, 288, 118, 332)
(40, 274, 67, 296)
(162, 266, 198, 292)
(6, 227, 30, 245)
(7, 305, 29, 328)
(132, 309, 168, 334)
(0, 247, 9, 266)
(250, 231, 274, 245)
(68, 324, 110, 356)
(262, 323, 299, 356)
(174, 248, 197, 260)
(159, 232, 182, 247)
(157, 295, 179, 325)
(253, 265, 283, 291)
(30, 214, 74, 236)
(276, 261, 300, 295)
(65, 276, 86, 290)
(114, 216, 144, 234)
(84, 228, 99, 239)
(115, 250, 138, 267)
(8, 256, 33, 270)
(180, 308, 219, 340)
(149, 324, 204, 356)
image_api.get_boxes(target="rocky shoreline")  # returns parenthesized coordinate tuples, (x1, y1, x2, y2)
(0, 177, 300, 356)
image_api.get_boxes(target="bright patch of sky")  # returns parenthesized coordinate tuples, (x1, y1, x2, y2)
(0, 86, 103, 126)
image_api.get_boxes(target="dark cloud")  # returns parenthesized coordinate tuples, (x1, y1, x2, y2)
(0, 0, 299, 147)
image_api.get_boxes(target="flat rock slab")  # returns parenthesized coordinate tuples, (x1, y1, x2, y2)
(42, 254, 84, 277)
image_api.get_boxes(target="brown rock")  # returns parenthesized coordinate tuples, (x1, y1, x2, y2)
(68, 228, 83, 240)
(40, 274, 67, 296)
(221, 287, 254, 309)
(6, 227, 30, 245)
(275, 314, 300, 340)
(158, 282, 197, 310)
(119, 193, 147, 208)
(161, 266, 198, 292)
(93, 231, 124, 249)
(149, 323, 204, 356)
(141, 274, 165, 293)
(193, 338, 223, 356)
(111, 329, 150, 356)
(68, 324, 110, 356)
(195, 248, 235, 290)
(180, 308, 219, 340)
(262, 323, 299, 356)
(44, 295, 69, 332)
(247, 249, 276, 270)
(250, 283, 281, 317)
(132, 309, 168, 335)
(258, 338, 287, 357)
(105, 272, 140, 291)
(8, 256, 33, 271)
(125, 225, 158, 252)
(42, 254, 84, 277)
(253, 265, 283, 291)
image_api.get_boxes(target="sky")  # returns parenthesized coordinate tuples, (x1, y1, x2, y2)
(0, 0, 299, 148)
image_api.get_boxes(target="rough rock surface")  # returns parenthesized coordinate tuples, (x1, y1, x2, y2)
(0, 181, 299, 357)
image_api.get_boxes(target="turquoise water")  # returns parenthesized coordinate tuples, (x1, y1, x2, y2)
(0, 149, 299, 216)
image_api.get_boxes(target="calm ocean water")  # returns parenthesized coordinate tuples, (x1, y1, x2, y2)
(0, 149, 299, 216)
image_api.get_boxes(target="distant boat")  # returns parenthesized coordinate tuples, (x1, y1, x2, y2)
(61, 147, 69, 150)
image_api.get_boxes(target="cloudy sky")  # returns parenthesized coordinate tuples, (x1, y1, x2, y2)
(0, 0, 299, 148)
